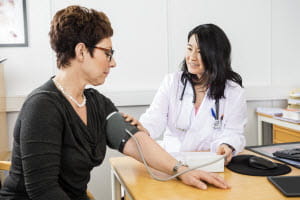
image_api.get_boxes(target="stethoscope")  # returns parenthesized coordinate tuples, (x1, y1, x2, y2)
(175, 77, 221, 132)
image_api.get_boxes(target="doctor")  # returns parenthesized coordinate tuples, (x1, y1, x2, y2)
(140, 24, 247, 164)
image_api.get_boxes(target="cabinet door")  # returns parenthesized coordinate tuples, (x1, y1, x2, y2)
(273, 124, 300, 144)
(0, 63, 8, 153)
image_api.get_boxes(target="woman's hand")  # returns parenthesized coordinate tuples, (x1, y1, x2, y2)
(178, 166, 230, 190)
(121, 112, 150, 135)
(216, 144, 233, 165)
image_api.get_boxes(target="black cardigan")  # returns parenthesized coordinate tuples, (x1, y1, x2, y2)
(0, 79, 118, 200)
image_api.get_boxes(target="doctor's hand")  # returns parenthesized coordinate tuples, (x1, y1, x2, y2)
(216, 144, 234, 165)
(121, 113, 150, 135)
(178, 166, 230, 190)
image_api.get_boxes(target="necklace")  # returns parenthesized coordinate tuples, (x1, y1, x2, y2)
(53, 79, 86, 108)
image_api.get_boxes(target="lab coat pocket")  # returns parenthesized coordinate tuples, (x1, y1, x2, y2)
(212, 120, 225, 139)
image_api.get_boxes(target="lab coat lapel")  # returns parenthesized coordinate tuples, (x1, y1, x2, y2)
(180, 92, 215, 151)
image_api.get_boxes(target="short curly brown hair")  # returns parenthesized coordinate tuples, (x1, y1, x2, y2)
(49, 5, 113, 68)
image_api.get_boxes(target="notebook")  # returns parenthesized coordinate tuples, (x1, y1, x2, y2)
(268, 176, 300, 197)
(170, 152, 224, 172)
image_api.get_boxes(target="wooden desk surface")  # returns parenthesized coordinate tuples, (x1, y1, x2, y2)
(257, 112, 273, 118)
(110, 150, 300, 200)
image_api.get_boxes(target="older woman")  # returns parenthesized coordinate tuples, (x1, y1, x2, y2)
(0, 6, 229, 200)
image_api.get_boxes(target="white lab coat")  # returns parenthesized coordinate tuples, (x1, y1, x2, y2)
(140, 71, 247, 154)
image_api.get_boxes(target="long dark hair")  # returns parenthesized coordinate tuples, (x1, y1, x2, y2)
(181, 24, 242, 102)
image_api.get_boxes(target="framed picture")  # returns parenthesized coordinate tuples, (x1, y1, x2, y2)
(0, 0, 28, 47)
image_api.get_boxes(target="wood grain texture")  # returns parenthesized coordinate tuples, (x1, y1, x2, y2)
(110, 150, 300, 200)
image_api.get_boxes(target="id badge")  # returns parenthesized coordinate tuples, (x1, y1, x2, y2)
(213, 120, 222, 129)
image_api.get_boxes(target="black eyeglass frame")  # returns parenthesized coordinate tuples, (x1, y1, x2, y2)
(93, 46, 114, 61)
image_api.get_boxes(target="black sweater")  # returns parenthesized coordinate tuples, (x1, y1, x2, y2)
(0, 79, 118, 200)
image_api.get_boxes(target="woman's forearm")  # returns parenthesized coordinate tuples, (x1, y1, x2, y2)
(123, 131, 177, 175)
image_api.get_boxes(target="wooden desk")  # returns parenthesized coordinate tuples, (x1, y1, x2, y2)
(257, 113, 300, 145)
(109, 151, 300, 200)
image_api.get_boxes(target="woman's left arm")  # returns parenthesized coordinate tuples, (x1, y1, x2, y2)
(211, 87, 247, 162)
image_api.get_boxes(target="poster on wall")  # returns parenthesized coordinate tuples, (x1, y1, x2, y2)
(0, 0, 28, 47)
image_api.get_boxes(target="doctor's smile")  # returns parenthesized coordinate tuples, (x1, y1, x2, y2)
(188, 62, 201, 68)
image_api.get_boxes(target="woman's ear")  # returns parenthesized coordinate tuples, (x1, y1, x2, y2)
(75, 43, 86, 62)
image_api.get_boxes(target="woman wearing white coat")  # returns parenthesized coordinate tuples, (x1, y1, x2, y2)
(140, 24, 247, 164)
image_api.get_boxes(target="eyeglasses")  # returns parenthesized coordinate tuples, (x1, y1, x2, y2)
(93, 46, 114, 61)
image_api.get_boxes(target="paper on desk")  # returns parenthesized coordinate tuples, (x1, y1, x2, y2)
(256, 107, 283, 116)
(288, 98, 300, 105)
(290, 89, 300, 98)
(170, 152, 224, 172)
(274, 116, 300, 124)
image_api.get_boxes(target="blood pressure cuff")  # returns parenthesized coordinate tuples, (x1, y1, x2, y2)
(106, 111, 139, 153)
(273, 148, 300, 161)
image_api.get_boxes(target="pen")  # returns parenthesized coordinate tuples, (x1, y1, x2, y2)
(211, 108, 217, 119)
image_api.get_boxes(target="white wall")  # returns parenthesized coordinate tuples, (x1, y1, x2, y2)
(1, 0, 300, 105)
(1, 1, 55, 97)
(271, 0, 300, 86)
(168, 0, 271, 86)
(1, 0, 169, 105)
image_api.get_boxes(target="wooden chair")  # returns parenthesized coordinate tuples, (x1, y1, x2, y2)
(0, 161, 95, 199)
